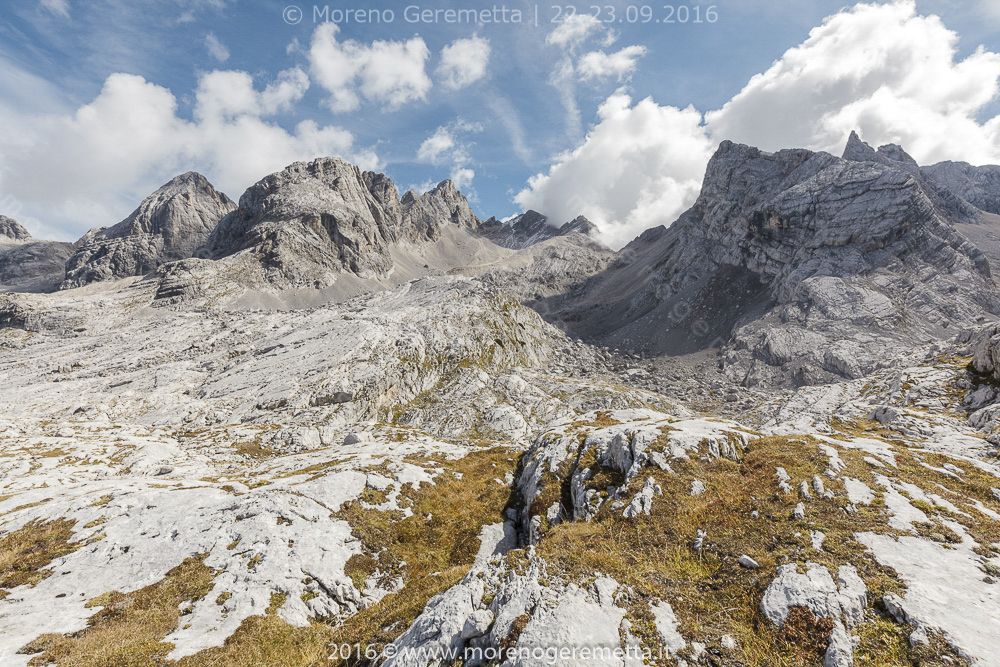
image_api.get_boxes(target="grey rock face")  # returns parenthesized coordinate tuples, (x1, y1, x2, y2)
(400, 179, 481, 242)
(479, 210, 600, 250)
(62, 173, 235, 289)
(0, 216, 32, 243)
(923, 160, 1000, 216)
(540, 138, 1000, 386)
(843, 131, 981, 224)
(0, 217, 74, 291)
(199, 158, 403, 285)
(198, 160, 487, 289)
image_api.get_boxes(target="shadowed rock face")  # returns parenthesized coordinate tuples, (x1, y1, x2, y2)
(538, 139, 1000, 385)
(478, 210, 601, 250)
(922, 160, 1000, 216)
(62, 173, 235, 289)
(0, 217, 74, 291)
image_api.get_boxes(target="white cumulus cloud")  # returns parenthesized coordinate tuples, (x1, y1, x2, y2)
(417, 127, 457, 164)
(705, 0, 1000, 165)
(520, 0, 1000, 250)
(194, 68, 309, 122)
(308, 22, 431, 112)
(415, 121, 482, 195)
(546, 14, 612, 50)
(0, 71, 375, 239)
(204, 32, 230, 62)
(577, 45, 647, 81)
(437, 35, 491, 90)
(515, 93, 714, 250)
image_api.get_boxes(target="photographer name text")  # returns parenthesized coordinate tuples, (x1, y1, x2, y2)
(284, 5, 719, 26)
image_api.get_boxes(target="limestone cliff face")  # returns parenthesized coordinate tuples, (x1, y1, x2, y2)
(400, 179, 481, 242)
(922, 160, 1000, 216)
(0, 217, 32, 243)
(542, 138, 1000, 385)
(198, 158, 402, 285)
(62, 173, 235, 288)
(198, 160, 484, 288)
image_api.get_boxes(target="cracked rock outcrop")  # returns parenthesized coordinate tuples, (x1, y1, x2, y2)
(62, 173, 235, 289)
(923, 160, 1000, 216)
(400, 179, 481, 242)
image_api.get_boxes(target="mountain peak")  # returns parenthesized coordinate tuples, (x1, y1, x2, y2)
(0, 216, 31, 243)
(61, 173, 236, 288)
(842, 130, 919, 168)
(400, 179, 481, 243)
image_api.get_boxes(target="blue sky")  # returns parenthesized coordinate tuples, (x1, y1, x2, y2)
(1, 0, 1000, 247)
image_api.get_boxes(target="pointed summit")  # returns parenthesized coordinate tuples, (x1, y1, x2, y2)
(842, 130, 878, 162)
(62, 172, 236, 289)
(841, 131, 978, 223)
(400, 179, 481, 242)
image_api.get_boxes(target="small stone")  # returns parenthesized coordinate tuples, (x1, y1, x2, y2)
(811, 531, 826, 551)
(691, 480, 706, 496)
(650, 451, 675, 473)
(992, 488, 1000, 502)
(738, 555, 760, 570)
(824, 621, 855, 667)
(812, 475, 826, 496)
(882, 594, 908, 623)
(800, 481, 812, 500)
(693, 529, 707, 553)
(793, 503, 806, 520)
(909, 628, 929, 647)
(721, 634, 737, 650)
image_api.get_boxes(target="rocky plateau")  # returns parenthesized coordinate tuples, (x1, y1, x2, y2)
(0, 132, 999, 667)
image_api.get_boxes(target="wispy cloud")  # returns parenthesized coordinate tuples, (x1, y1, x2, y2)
(205, 33, 230, 62)
(39, 0, 69, 18)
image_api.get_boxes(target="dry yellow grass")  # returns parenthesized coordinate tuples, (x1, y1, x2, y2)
(0, 518, 80, 595)
(20, 554, 215, 666)
(531, 433, 971, 666)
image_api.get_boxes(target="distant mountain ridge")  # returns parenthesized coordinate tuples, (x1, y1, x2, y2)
(3, 133, 1000, 388)
(478, 211, 600, 249)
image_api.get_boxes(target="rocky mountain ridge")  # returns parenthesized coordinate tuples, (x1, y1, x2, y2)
(478, 210, 601, 250)
(540, 136, 1000, 388)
